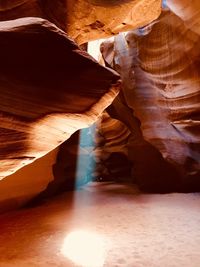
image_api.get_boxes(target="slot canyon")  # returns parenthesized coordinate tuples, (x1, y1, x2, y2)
(0, 0, 200, 266)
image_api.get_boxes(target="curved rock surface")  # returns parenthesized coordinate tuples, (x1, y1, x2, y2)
(166, 0, 200, 35)
(101, 11, 200, 192)
(35, 111, 132, 200)
(66, 0, 161, 44)
(0, 148, 58, 213)
(0, 0, 162, 44)
(0, 17, 120, 180)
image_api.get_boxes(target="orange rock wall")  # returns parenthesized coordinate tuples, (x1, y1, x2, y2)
(101, 11, 200, 192)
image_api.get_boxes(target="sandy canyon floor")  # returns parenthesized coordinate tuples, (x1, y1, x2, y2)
(0, 182, 200, 267)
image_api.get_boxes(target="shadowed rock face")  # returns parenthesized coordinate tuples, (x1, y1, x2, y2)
(101, 11, 200, 192)
(89, 0, 133, 6)
(0, 0, 162, 44)
(0, 0, 199, 212)
(30, 111, 132, 201)
(0, 0, 161, 210)
(0, 17, 120, 179)
(53, 113, 131, 185)
(0, 0, 43, 21)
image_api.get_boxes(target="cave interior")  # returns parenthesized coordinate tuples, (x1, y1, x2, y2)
(0, 0, 200, 266)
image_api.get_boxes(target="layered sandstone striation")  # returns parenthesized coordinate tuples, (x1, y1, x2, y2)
(51, 112, 131, 192)
(35, 111, 131, 200)
(0, 0, 161, 209)
(101, 11, 200, 192)
(0, 0, 200, 211)
(0, 17, 120, 180)
(166, 0, 200, 35)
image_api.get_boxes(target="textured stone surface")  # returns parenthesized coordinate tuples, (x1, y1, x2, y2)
(0, 0, 43, 20)
(0, 0, 200, 212)
(0, 148, 58, 213)
(101, 11, 200, 192)
(0, 17, 120, 180)
(66, 0, 162, 44)
(0, 0, 162, 44)
(37, 112, 131, 199)
(166, 0, 200, 35)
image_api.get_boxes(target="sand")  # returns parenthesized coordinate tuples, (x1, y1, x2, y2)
(0, 182, 200, 267)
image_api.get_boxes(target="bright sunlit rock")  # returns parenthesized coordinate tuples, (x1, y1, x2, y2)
(88, 39, 106, 61)
(61, 230, 107, 267)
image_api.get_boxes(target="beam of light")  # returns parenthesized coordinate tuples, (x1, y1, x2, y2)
(61, 230, 107, 267)
(62, 41, 110, 267)
(73, 39, 107, 188)
(75, 125, 97, 188)
(76, 38, 114, 188)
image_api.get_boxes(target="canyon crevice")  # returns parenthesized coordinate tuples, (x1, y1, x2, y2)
(0, 0, 200, 211)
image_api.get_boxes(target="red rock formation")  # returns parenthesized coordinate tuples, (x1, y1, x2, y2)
(166, 0, 200, 35)
(66, 112, 131, 184)
(95, 112, 132, 181)
(0, 0, 199, 211)
(101, 11, 200, 192)
(66, 0, 162, 44)
(38, 112, 132, 199)
(0, 0, 162, 44)
(0, 17, 120, 179)
(0, 0, 161, 207)
(0, 148, 58, 213)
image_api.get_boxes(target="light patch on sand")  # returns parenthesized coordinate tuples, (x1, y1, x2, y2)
(61, 230, 108, 267)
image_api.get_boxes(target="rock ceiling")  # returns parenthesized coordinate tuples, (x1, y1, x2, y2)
(0, 0, 161, 43)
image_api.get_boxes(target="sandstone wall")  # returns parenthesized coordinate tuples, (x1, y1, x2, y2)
(101, 11, 200, 192)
